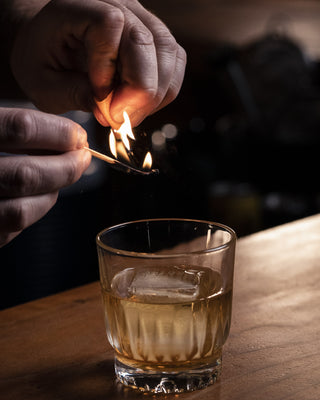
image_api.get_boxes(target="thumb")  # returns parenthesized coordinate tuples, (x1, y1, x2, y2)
(85, 5, 124, 101)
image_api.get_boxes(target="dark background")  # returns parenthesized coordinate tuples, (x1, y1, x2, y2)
(1, 0, 320, 309)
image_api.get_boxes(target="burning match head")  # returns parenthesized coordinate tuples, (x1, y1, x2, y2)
(107, 111, 156, 175)
(113, 164, 159, 176)
(140, 168, 159, 176)
(90, 106, 158, 176)
(84, 146, 159, 176)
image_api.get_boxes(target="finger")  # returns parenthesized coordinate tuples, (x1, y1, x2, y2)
(0, 149, 91, 197)
(152, 44, 187, 113)
(124, 2, 183, 109)
(93, 9, 158, 128)
(85, 3, 124, 101)
(96, 0, 186, 127)
(11, 0, 125, 114)
(40, 2, 125, 113)
(0, 191, 58, 248)
(0, 108, 88, 153)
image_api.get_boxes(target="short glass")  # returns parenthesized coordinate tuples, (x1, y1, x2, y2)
(96, 218, 236, 394)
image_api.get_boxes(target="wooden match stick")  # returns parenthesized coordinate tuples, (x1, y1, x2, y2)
(83, 146, 158, 175)
(83, 146, 116, 164)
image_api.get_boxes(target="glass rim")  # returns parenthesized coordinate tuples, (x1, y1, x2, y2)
(96, 218, 236, 259)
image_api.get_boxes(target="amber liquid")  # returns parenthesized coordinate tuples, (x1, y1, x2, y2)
(102, 265, 232, 371)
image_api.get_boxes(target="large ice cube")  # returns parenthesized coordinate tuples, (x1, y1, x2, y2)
(111, 265, 221, 302)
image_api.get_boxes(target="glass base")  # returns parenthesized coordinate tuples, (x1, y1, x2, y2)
(114, 356, 222, 393)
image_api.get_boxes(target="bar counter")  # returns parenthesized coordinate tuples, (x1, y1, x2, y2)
(1, 214, 320, 399)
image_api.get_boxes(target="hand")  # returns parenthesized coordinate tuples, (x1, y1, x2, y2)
(0, 107, 91, 247)
(10, 0, 187, 128)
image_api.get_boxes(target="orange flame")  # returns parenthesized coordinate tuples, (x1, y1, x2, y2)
(108, 111, 153, 170)
(142, 152, 152, 170)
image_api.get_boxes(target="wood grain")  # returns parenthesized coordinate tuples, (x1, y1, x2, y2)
(1, 214, 320, 399)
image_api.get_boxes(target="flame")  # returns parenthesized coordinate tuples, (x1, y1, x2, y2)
(115, 141, 130, 162)
(142, 152, 152, 170)
(114, 111, 135, 150)
(109, 111, 135, 158)
(109, 131, 117, 158)
(108, 111, 153, 170)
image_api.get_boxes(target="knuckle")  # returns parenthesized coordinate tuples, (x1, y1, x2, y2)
(156, 29, 177, 52)
(13, 161, 40, 196)
(8, 109, 35, 145)
(129, 25, 153, 45)
(105, 7, 125, 27)
(88, 4, 124, 32)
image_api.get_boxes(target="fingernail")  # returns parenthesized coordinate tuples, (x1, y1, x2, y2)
(93, 108, 109, 127)
(94, 96, 112, 127)
(77, 127, 87, 148)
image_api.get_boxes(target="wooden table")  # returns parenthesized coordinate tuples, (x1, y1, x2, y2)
(1, 215, 320, 399)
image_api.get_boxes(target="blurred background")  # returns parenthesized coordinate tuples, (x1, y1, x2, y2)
(1, 0, 320, 308)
